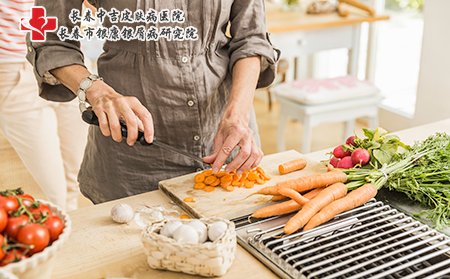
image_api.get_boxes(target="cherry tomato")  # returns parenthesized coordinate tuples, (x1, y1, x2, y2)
(0, 208, 7, 232)
(0, 195, 19, 213)
(17, 194, 34, 207)
(5, 215, 29, 238)
(0, 249, 26, 266)
(17, 223, 50, 254)
(44, 216, 64, 242)
(0, 235, 5, 261)
(29, 203, 52, 220)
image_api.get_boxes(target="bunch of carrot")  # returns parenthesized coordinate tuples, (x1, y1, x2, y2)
(193, 167, 271, 193)
(250, 170, 378, 235)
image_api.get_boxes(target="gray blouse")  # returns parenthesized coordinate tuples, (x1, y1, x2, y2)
(27, 0, 279, 203)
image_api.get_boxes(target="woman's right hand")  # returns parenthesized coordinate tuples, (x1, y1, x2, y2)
(85, 80, 154, 146)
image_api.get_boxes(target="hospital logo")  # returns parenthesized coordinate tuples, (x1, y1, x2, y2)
(20, 6, 58, 42)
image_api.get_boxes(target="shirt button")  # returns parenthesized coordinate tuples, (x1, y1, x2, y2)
(194, 135, 200, 141)
(187, 100, 194, 107)
(181, 56, 189, 63)
(196, 168, 203, 172)
(28, 46, 32, 52)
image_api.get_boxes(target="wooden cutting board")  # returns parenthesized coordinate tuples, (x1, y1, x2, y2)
(159, 150, 327, 220)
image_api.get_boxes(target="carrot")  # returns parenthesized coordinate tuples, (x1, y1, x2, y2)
(278, 158, 307, 175)
(254, 171, 347, 196)
(256, 167, 271, 180)
(193, 182, 206, 190)
(244, 181, 255, 189)
(252, 188, 324, 218)
(247, 171, 258, 181)
(216, 171, 227, 178)
(304, 184, 378, 230)
(210, 178, 220, 187)
(256, 178, 265, 185)
(278, 188, 309, 205)
(183, 197, 195, 202)
(203, 186, 215, 192)
(271, 195, 288, 201)
(204, 176, 216, 185)
(284, 183, 348, 235)
(203, 170, 213, 176)
(194, 173, 205, 183)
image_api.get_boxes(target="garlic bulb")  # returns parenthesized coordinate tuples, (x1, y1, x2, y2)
(110, 203, 134, 224)
(173, 225, 199, 244)
(208, 221, 227, 242)
(160, 220, 182, 238)
(186, 220, 208, 243)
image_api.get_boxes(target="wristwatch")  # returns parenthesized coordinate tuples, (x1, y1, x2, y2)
(77, 74, 103, 112)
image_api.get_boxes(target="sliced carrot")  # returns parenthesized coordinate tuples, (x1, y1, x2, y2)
(244, 181, 255, 188)
(247, 171, 258, 181)
(220, 180, 232, 187)
(225, 185, 234, 192)
(304, 184, 377, 230)
(203, 186, 215, 192)
(203, 170, 213, 176)
(278, 158, 307, 175)
(255, 178, 265, 185)
(278, 187, 309, 205)
(220, 174, 233, 183)
(252, 188, 324, 218)
(256, 167, 271, 180)
(210, 178, 220, 187)
(194, 173, 205, 183)
(183, 197, 195, 202)
(180, 214, 190, 219)
(239, 172, 249, 182)
(215, 171, 226, 178)
(204, 176, 217, 185)
(194, 182, 206, 190)
(284, 183, 348, 235)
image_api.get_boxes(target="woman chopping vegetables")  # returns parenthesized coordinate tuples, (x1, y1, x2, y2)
(27, 1, 278, 203)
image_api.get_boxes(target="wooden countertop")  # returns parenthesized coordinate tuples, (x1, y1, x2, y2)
(266, 6, 389, 33)
(53, 118, 450, 278)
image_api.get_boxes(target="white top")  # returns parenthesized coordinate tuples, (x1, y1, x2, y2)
(0, 0, 34, 63)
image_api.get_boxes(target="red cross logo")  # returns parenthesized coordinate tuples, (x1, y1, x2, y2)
(20, 6, 58, 42)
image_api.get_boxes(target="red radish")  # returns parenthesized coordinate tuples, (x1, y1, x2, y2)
(346, 136, 356, 146)
(333, 145, 351, 158)
(329, 157, 340, 168)
(337, 156, 354, 169)
(351, 148, 370, 166)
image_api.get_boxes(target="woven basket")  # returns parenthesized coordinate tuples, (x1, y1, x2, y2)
(142, 217, 236, 277)
(3, 200, 71, 279)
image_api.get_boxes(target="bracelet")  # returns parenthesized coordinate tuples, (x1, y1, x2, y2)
(77, 74, 103, 112)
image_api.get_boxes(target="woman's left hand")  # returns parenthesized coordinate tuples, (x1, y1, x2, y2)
(203, 116, 263, 174)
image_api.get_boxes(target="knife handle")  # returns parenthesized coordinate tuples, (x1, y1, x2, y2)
(82, 107, 152, 146)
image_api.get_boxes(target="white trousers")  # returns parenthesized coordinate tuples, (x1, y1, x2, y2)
(0, 62, 88, 211)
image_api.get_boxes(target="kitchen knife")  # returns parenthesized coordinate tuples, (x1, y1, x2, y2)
(81, 108, 208, 168)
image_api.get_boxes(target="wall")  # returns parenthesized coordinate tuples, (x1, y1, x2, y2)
(381, 0, 450, 131)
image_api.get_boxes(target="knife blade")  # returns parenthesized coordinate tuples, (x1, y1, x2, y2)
(81, 108, 208, 168)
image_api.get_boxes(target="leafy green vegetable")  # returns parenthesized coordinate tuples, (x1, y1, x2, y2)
(349, 128, 409, 168)
(345, 133, 450, 228)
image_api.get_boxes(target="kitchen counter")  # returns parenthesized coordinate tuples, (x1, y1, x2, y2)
(53, 119, 450, 279)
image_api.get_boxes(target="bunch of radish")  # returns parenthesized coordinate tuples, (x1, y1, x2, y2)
(329, 136, 371, 169)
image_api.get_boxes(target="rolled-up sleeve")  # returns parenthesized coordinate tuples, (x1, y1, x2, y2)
(26, 0, 86, 102)
(229, 0, 280, 88)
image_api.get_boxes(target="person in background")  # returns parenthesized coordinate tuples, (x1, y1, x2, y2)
(28, 0, 278, 204)
(0, 0, 88, 210)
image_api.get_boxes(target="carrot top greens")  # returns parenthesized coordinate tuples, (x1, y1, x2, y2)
(344, 133, 450, 228)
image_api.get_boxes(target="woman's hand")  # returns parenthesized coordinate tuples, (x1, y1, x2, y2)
(203, 115, 263, 174)
(86, 80, 154, 146)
